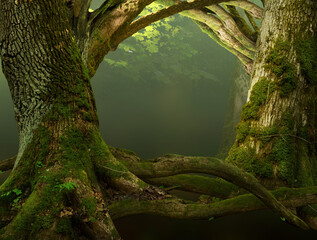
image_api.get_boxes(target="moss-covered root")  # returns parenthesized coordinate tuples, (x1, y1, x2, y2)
(146, 174, 243, 199)
(90, 134, 151, 196)
(0, 179, 120, 240)
(0, 156, 16, 172)
(108, 186, 317, 221)
(117, 154, 309, 229)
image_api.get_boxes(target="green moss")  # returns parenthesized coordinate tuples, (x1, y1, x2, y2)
(236, 121, 250, 142)
(31, 215, 54, 232)
(227, 143, 274, 178)
(262, 111, 296, 185)
(82, 197, 97, 216)
(295, 36, 317, 84)
(55, 218, 72, 234)
(240, 77, 274, 121)
(266, 38, 296, 97)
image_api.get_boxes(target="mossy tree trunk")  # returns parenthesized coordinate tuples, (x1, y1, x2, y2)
(227, 0, 317, 227)
(0, 1, 149, 238)
(0, 0, 316, 239)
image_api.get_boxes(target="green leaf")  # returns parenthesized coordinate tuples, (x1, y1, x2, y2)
(280, 217, 286, 221)
(208, 217, 214, 221)
(13, 189, 22, 196)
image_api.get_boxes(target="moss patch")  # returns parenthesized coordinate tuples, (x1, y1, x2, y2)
(240, 77, 275, 121)
(265, 38, 296, 97)
(295, 36, 317, 85)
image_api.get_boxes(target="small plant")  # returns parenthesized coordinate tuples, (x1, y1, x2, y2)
(0, 188, 23, 210)
(55, 182, 77, 192)
(208, 217, 214, 221)
(36, 161, 44, 168)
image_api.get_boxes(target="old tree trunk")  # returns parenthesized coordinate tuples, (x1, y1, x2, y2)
(227, 0, 317, 228)
(0, 0, 316, 239)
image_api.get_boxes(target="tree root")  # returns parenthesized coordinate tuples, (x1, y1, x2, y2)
(0, 156, 15, 172)
(145, 174, 244, 199)
(111, 148, 309, 229)
(109, 186, 317, 221)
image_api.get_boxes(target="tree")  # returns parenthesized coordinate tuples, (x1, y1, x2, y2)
(0, 0, 316, 239)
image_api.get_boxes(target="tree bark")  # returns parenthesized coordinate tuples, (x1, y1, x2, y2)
(227, 0, 317, 228)
(0, 1, 143, 238)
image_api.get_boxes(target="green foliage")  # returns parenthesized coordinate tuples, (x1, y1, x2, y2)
(36, 161, 43, 168)
(55, 182, 77, 192)
(266, 38, 296, 97)
(208, 217, 214, 221)
(1, 188, 23, 210)
(102, 5, 222, 85)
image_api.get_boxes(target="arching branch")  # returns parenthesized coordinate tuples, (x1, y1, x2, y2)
(110, 148, 308, 229)
(109, 186, 317, 221)
(207, 4, 255, 51)
(194, 20, 253, 74)
(86, 0, 258, 76)
(224, 0, 263, 19)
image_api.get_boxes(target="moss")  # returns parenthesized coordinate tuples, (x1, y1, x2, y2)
(57, 127, 98, 185)
(261, 111, 296, 185)
(31, 215, 54, 233)
(55, 217, 72, 234)
(295, 36, 317, 85)
(240, 77, 274, 121)
(236, 121, 250, 142)
(82, 197, 97, 216)
(266, 38, 296, 97)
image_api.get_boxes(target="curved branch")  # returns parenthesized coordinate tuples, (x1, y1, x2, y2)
(112, 0, 255, 60)
(194, 20, 253, 74)
(0, 156, 15, 172)
(119, 154, 308, 229)
(224, 0, 263, 19)
(118, 0, 232, 39)
(244, 9, 260, 33)
(207, 4, 255, 51)
(109, 186, 317, 221)
(146, 174, 244, 198)
(223, 5, 257, 41)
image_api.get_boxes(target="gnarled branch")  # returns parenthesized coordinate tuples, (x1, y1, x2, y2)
(224, 0, 263, 19)
(109, 186, 317, 221)
(146, 174, 243, 198)
(116, 153, 308, 229)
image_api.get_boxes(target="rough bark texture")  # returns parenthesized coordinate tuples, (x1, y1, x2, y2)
(0, 1, 145, 238)
(227, 0, 317, 228)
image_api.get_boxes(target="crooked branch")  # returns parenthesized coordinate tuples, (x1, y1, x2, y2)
(109, 186, 317, 221)
(115, 152, 308, 229)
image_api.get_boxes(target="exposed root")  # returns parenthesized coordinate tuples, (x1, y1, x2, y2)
(112, 149, 309, 229)
(109, 186, 317, 221)
(0, 156, 15, 172)
(145, 174, 244, 199)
